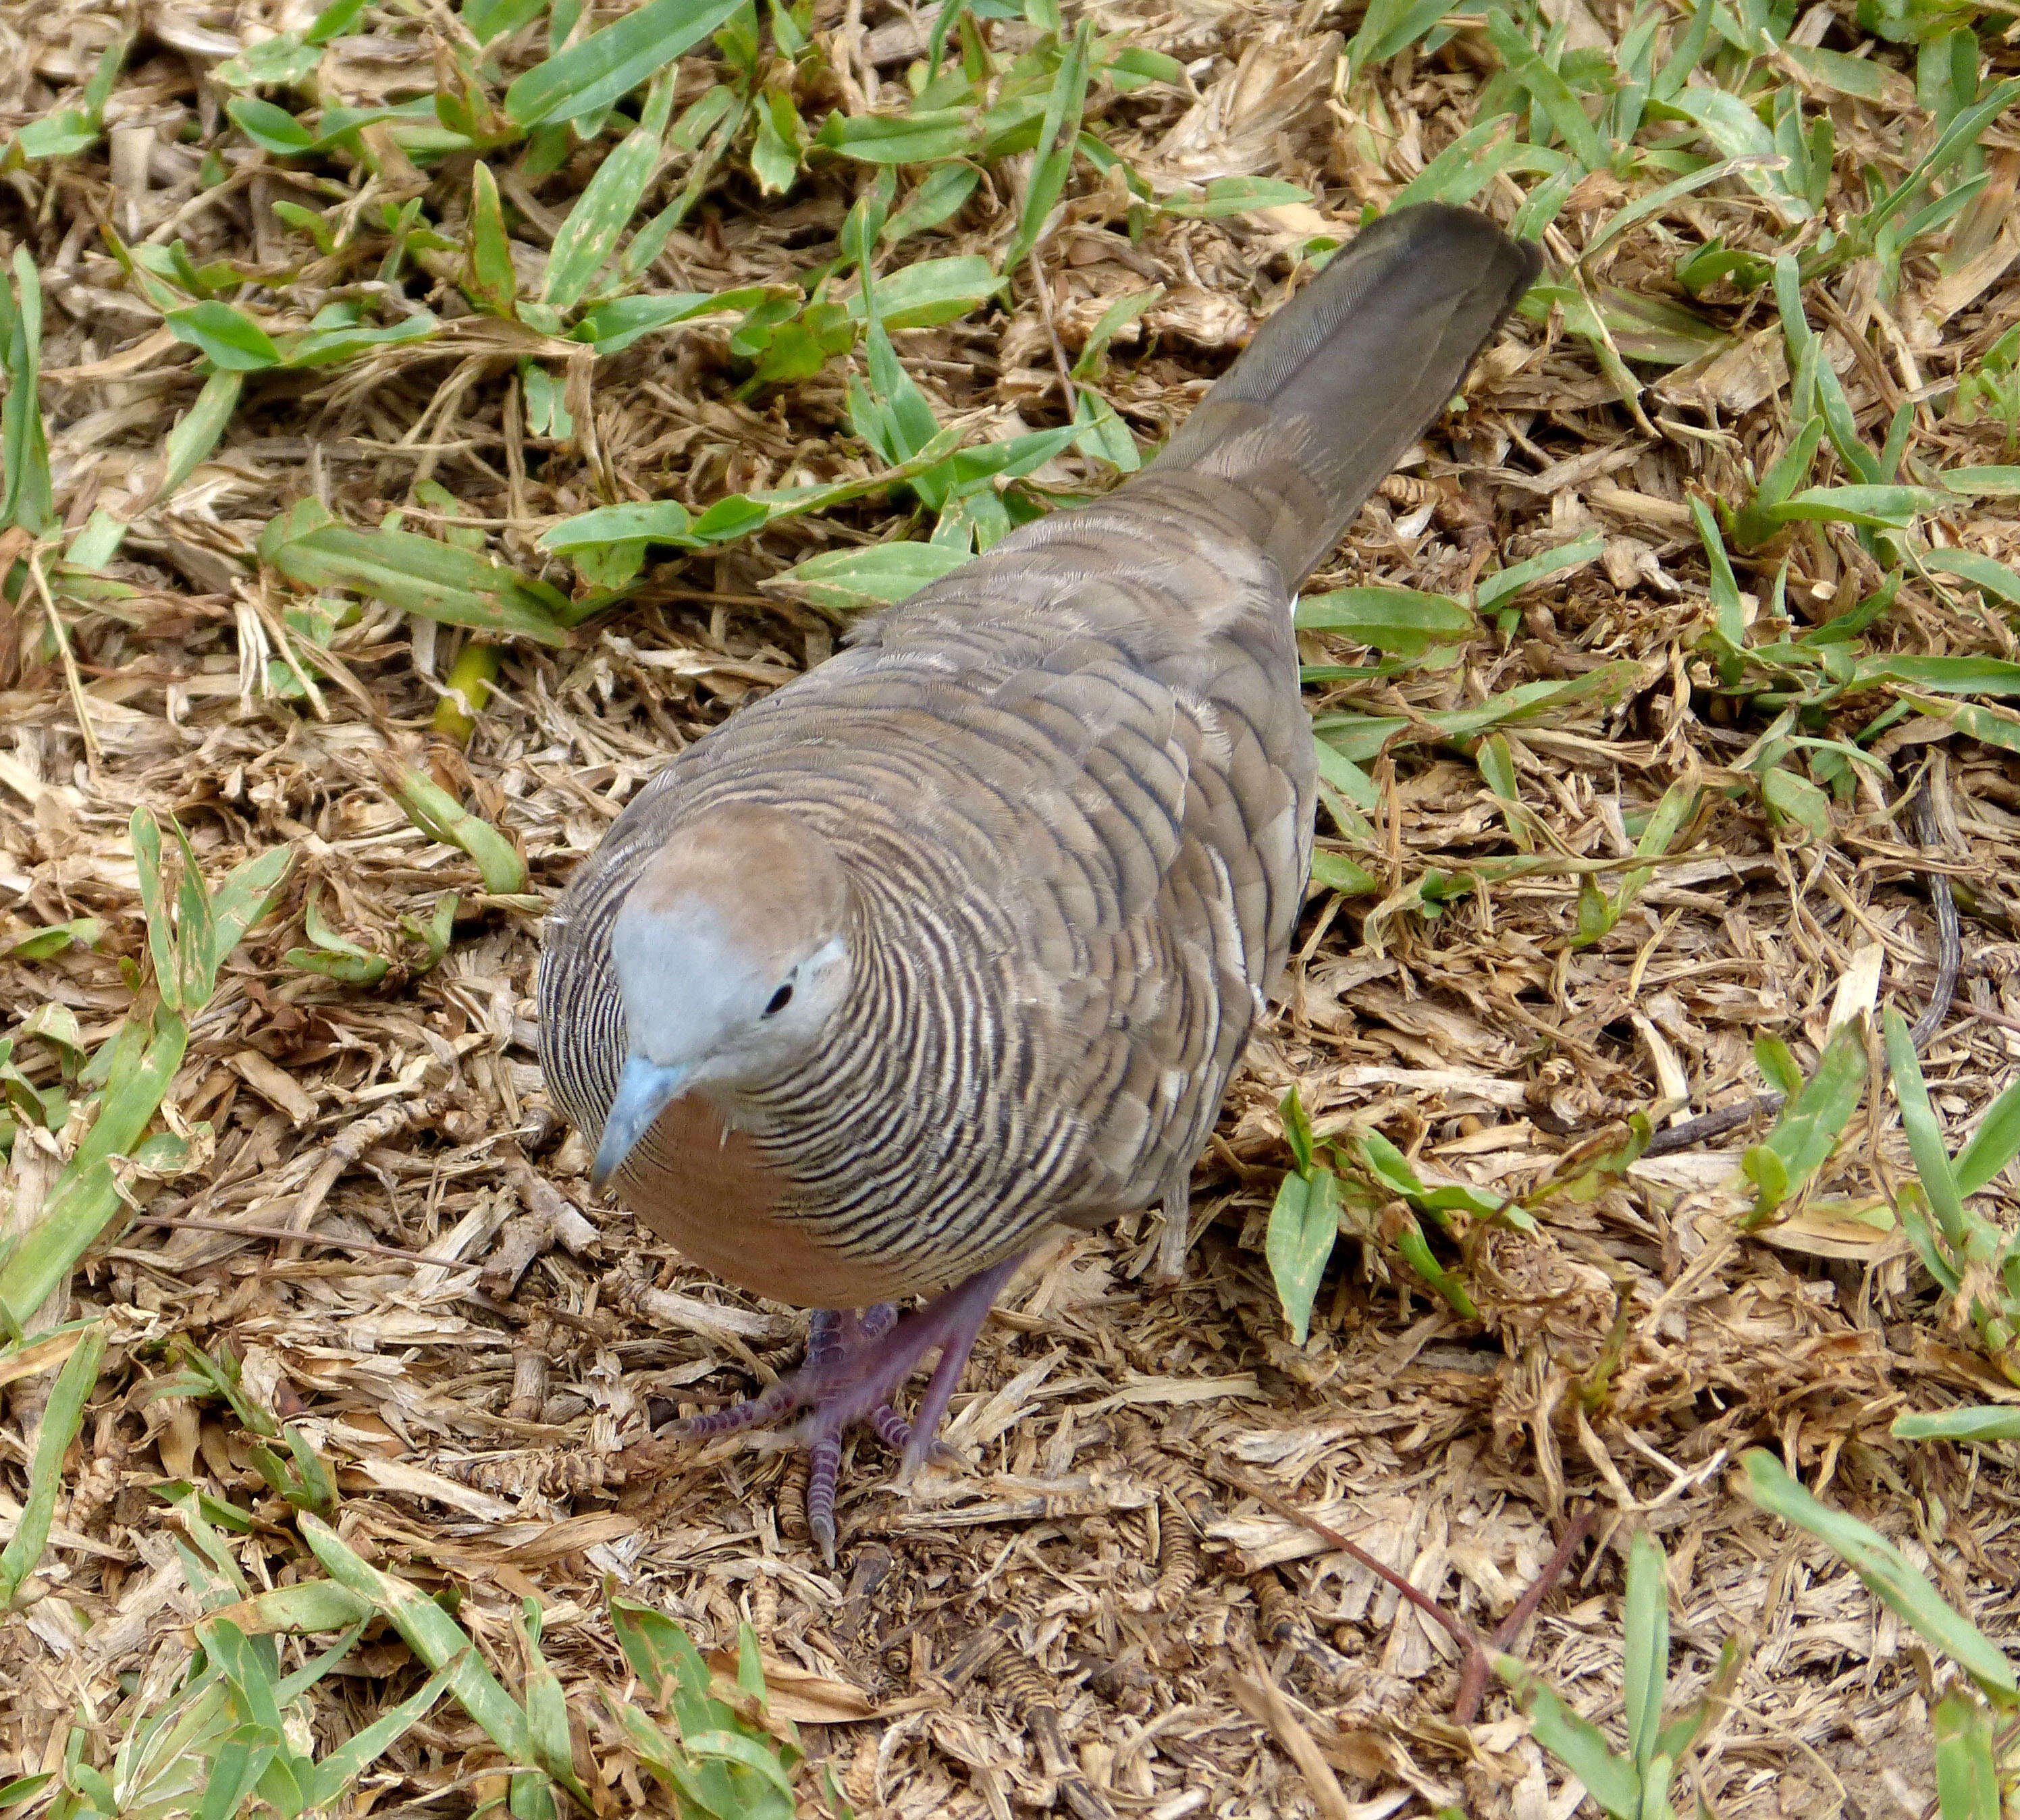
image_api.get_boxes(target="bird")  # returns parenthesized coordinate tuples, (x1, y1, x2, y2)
(539, 202, 1541, 1559)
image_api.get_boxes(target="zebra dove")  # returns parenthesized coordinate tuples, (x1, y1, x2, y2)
(540, 203, 1541, 1557)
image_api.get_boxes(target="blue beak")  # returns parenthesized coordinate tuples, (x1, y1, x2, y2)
(592, 1056, 690, 1188)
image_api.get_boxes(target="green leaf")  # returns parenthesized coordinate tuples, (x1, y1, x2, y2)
(541, 501, 694, 552)
(1389, 1214, 1479, 1318)
(302, 1661, 455, 1808)
(0, 250, 53, 536)
(842, 255, 1004, 329)
(1356, 1127, 1424, 1198)
(5, 917, 101, 961)
(505, 0, 744, 127)
(1666, 84, 1810, 220)
(156, 369, 243, 503)
(1071, 284, 1161, 379)
(468, 0, 548, 43)
(1942, 466, 2020, 498)
(1349, 0, 1456, 68)
(296, 1513, 550, 1773)
(0, 1322, 106, 1600)
(1740, 1014, 1867, 1214)
(0, 1008, 188, 1333)
(1009, 16, 1093, 263)
(1266, 1164, 1339, 1345)
(1884, 1006, 1969, 1250)
(1314, 662, 1640, 762)
(1476, 534, 1602, 614)
(380, 765, 529, 896)
(1892, 1406, 2020, 1443)
(1759, 764, 1833, 842)
(573, 287, 764, 355)
(228, 97, 317, 156)
(1742, 1449, 2018, 1698)
(541, 80, 676, 310)
(1159, 174, 1314, 218)
(466, 163, 518, 314)
(282, 310, 440, 369)
(1932, 1691, 2002, 1820)
(1955, 1073, 2020, 1196)
(774, 541, 967, 612)
(1309, 850, 1379, 896)
(165, 302, 281, 371)
(1390, 118, 1522, 212)
(1295, 587, 1476, 655)
(1519, 279, 1728, 367)
(1622, 1531, 1670, 1773)
(883, 162, 982, 248)
(821, 107, 976, 164)
(750, 86, 803, 194)
(1496, 1659, 1645, 1819)
(260, 502, 571, 645)
(1485, 11, 1608, 173)
(1763, 483, 1952, 529)
(1585, 154, 1797, 261)
(1920, 548, 2020, 608)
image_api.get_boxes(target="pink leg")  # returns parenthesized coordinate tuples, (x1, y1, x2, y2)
(672, 1253, 1026, 1563)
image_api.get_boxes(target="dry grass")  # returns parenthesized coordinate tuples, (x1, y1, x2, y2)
(0, 0, 2017, 1813)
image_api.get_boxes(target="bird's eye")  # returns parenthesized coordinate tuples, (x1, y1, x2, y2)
(763, 984, 794, 1017)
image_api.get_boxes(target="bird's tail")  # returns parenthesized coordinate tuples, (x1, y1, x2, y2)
(1146, 203, 1541, 585)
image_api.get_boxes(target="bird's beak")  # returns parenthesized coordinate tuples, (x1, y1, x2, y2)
(592, 1056, 691, 1188)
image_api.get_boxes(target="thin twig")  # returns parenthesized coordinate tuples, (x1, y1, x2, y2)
(1207, 1462, 1479, 1656)
(1210, 1459, 1593, 1719)
(1963, 1001, 2020, 1036)
(1028, 251, 1080, 414)
(1453, 1508, 1597, 1723)
(27, 547, 101, 771)
(123, 1212, 485, 1274)
(1643, 1095, 1786, 1156)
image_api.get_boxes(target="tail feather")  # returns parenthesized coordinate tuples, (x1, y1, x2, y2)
(1148, 203, 1541, 584)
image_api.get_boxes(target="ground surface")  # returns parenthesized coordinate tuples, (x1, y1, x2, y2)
(0, 0, 2017, 1813)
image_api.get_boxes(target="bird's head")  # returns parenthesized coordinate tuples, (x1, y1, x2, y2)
(591, 802, 853, 1187)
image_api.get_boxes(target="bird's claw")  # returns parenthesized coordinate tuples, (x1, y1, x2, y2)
(668, 1254, 1028, 1563)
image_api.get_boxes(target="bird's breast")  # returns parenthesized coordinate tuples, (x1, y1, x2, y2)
(614, 1092, 923, 1308)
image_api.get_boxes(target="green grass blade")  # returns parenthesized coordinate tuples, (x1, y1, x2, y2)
(0, 1321, 105, 1601)
(1931, 1690, 2002, 1819)
(1892, 1407, 2020, 1443)
(540, 77, 675, 310)
(0, 1008, 188, 1333)
(1954, 1073, 2020, 1196)
(296, 1513, 541, 1762)
(155, 370, 243, 504)
(0, 249, 52, 535)
(1622, 1530, 1670, 1773)
(260, 503, 570, 645)
(504, 0, 743, 128)
(1741, 1015, 1867, 1214)
(1743, 1450, 2018, 1700)
(1010, 18, 1093, 265)
(1475, 533, 1601, 614)
(1294, 587, 1476, 655)
(303, 1661, 455, 1809)
(1495, 1659, 1644, 1819)
(1884, 1006, 1970, 1251)
(378, 763, 529, 896)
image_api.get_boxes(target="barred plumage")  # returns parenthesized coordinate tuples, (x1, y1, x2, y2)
(538, 204, 1541, 1553)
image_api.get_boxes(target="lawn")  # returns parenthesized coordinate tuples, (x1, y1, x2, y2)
(0, 0, 2016, 1813)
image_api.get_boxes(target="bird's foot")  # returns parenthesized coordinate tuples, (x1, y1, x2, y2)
(672, 1252, 1027, 1562)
